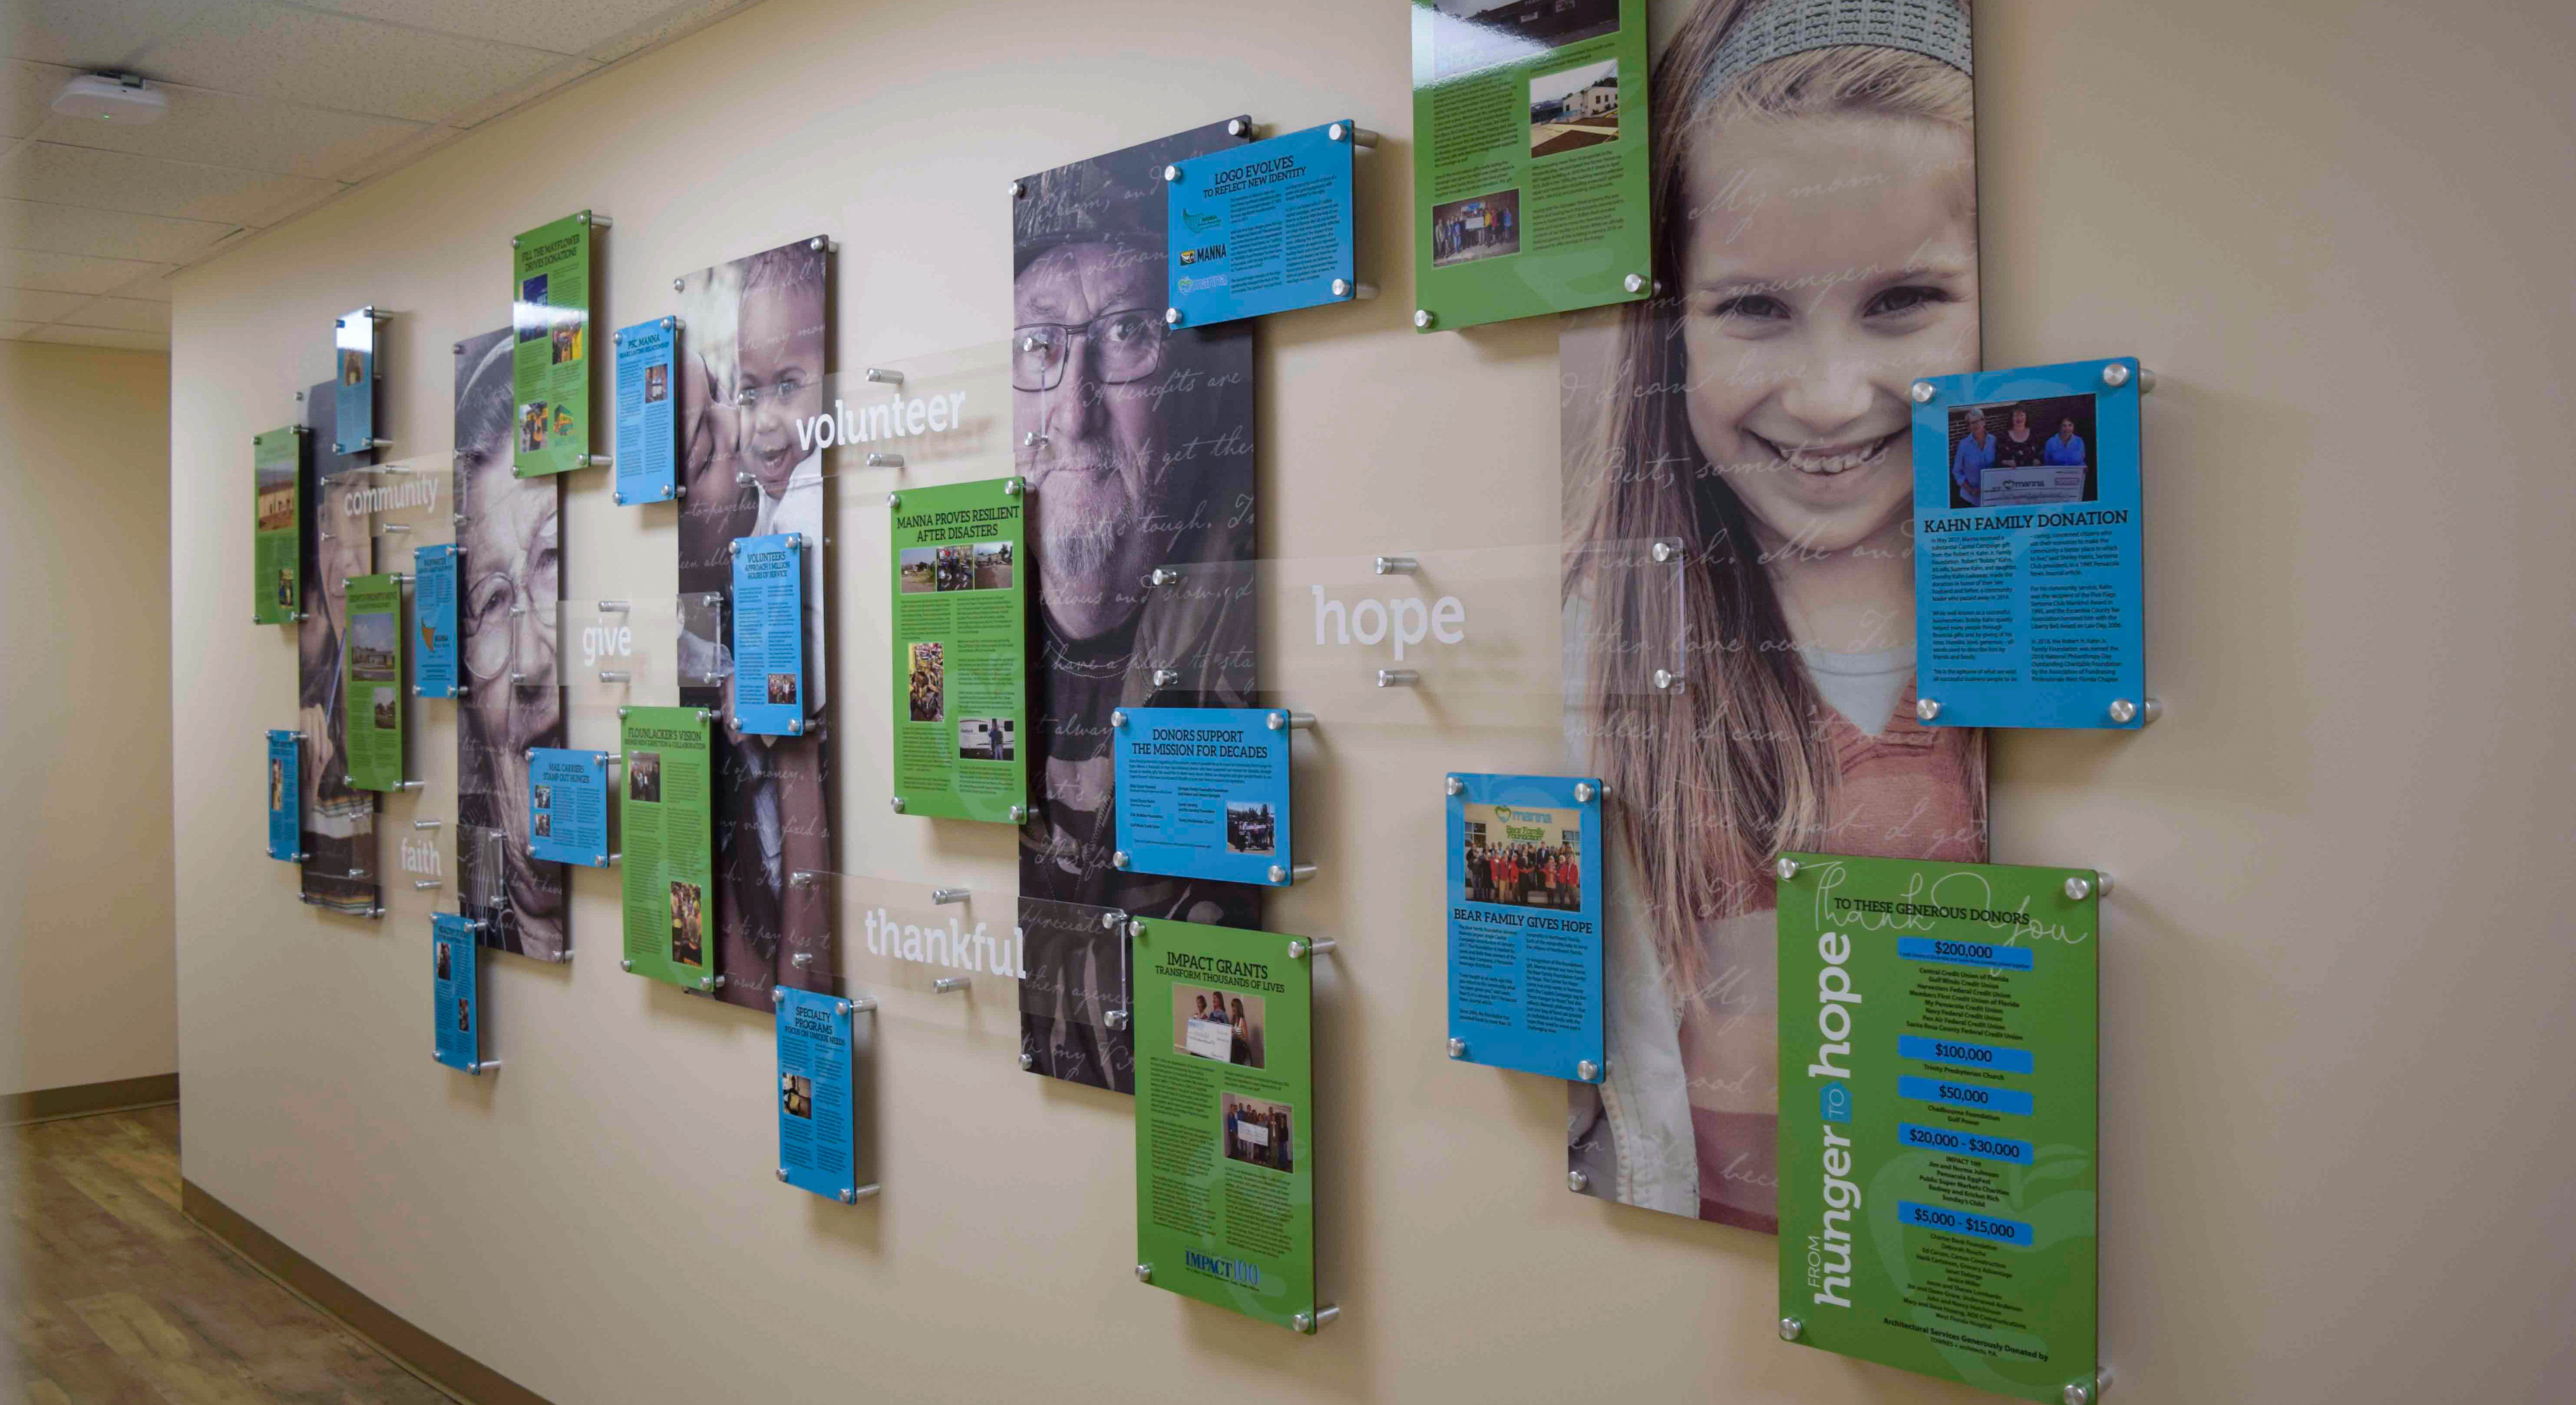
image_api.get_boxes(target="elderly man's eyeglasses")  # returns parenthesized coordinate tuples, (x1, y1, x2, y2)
(1011, 309, 1167, 392)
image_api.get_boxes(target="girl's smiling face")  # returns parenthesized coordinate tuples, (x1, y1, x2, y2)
(1678, 113, 1978, 553)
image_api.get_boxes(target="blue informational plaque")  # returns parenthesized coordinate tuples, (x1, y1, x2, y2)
(332, 308, 376, 455)
(432, 913, 481, 1073)
(265, 729, 301, 861)
(413, 543, 459, 699)
(528, 747, 612, 867)
(776, 986, 858, 1201)
(1166, 121, 1360, 329)
(1444, 773, 1605, 1082)
(731, 532, 808, 737)
(612, 317, 677, 505)
(1912, 356, 2150, 730)
(1111, 706, 1295, 886)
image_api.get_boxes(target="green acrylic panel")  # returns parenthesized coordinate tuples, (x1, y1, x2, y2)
(511, 211, 596, 477)
(1776, 852, 2100, 1405)
(1410, 0, 1652, 331)
(1132, 918, 1318, 1333)
(252, 426, 301, 624)
(341, 573, 405, 792)
(888, 477, 1027, 822)
(620, 707, 717, 991)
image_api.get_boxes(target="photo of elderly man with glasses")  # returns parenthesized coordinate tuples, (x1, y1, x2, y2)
(1011, 121, 1264, 1093)
(453, 328, 569, 961)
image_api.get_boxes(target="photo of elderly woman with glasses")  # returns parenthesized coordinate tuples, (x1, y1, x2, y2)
(454, 328, 569, 961)
(1010, 122, 1263, 1093)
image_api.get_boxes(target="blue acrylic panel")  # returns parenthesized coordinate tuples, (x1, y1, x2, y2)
(265, 729, 301, 861)
(433, 913, 481, 1072)
(1443, 773, 1605, 1082)
(1165, 121, 1360, 329)
(412, 543, 459, 699)
(732, 532, 809, 737)
(612, 317, 677, 505)
(332, 309, 375, 455)
(776, 986, 857, 1201)
(1111, 706, 1295, 886)
(528, 747, 612, 867)
(1912, 356, 2148, 730)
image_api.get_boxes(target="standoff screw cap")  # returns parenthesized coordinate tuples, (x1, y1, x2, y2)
(1777, 856, 1801, 881)
(1911, 381, 1937, 403)
(1780, 1317, 1803, 1342)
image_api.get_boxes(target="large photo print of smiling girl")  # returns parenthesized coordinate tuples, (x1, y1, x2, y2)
(1561, 0, 1988, 1233)
(675, 239, 835, 1012)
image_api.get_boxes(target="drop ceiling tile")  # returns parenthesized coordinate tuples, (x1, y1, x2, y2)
(0, 198, 240, 262)
(295, 0, 709, 57)
(443, 53, 599, 129)
(330, 122, 462, 185)
(3, 142, 336, 227)
(584, 0, 757, 63)
(3, 61, 84, 140)
(0, 248, 179, 296)
(57, 294, 172, 332)
(106, 267, 177, 301)
(0, 286, 90, 321)
(23, 323, 170, 350)
(31, 82, 431, 181)
(0, 322, 37, 340)
(40, 0, 578, 125)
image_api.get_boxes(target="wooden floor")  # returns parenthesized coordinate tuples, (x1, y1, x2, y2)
(10, 1106, 452, 1405)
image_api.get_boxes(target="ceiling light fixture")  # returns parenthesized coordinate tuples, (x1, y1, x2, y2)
(53, 73, 170, 125)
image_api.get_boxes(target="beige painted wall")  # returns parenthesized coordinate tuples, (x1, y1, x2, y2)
(165, 2, 2576, 1402)
(3, 342, 176, 1098)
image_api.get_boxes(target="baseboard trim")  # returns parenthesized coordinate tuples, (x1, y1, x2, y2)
(4, 1072, 179, 1125)
(182, 1178, 554, 1405)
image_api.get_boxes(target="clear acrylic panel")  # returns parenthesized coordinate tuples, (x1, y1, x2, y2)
(810, 341, 1012, 485)
(802, 868, 1017, 1000)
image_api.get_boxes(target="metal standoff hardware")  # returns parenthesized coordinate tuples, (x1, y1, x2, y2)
(1020, 431, 1047, 448)
(932, 976, 971, 993)
(2065, 872, 2114, 901)
(1293, 1305, 1341, 1333)
(598, 600, 631, 613)
(581, 213, 611, 228)
(1576, 1059, 1603, 1082)
(1372, 555, 1418, 574)
(1330, 279, 1379, 300)
(1777, 856, 1801, 881)
(931, 888, 969, 905)
(865, 368, 902, 386)
(1113, 850, 1133, 870)
(1447, 1037, 1466, 1059)
(1911, 379, 1939, 403)
(1164, 307, 1183, 326)
(586, 455, 611, 468)
(1326, 121, 1377, 148)
(789, 870, 829, 888)
(1413, 309, 1435, 329)
(1152, 669, 1180, 687)
(1163, 164, 1182, 182)
(1019, 1051, 1036, 1069)
(1266, 709, 1315, 731)
(1265, 864, 1319, 885)
(394, 779, 426, 792)
(1780, 1317, 1804, 1342)
(598, 670, 631, 683)
(412, 818, 440, 829)
(890, 796, 907, 814)
(1445, 776, 1464, 796)
(1227, 116, 1251, 137)
(866, 452, 904, 468)
(1284, 936, 1334, 959)
(468, 1059, 501, 1075)
(842, 1184, 881, 1202)
(1651, 537, 1684, 564)
(1135, 1262, 1154, 1282)
(1376, 669, 1418, 688)
(1572, 780, 1600, 803)
(1146, 566, 1183, 587)
(2108, 696, 2161, 725)
(413, 879, 440, 890)
(1917, 697, 1942, 722)
(1106, 1009, 1131, 1031)
(1567, 1169, 1589, 1193)
(1008, 804, 1028, 822)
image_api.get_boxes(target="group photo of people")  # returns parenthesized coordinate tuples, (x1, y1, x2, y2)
(669, 879, 703, 966)
(627, 750, 661, 804)
(780, 1073, 812, 1120)
(1223, 801, 1275, 855)
(1221, 1094, 1295, 1174)
(907, 642, 943, 722)
(766, 671, 797, 705)
(1430, 189, 1519, 266)
(516, 399, 549, 452)
(1460, 809, 1583, 910)
(1946, 393, 2098, 509)
(1174, 986, 1265, 1069)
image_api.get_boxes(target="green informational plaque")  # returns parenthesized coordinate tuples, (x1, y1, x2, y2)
(341, 573, 405, 792)
(619, 707, 716, 991)
(1409, 0, 1651, 331)
(889, 478, 1027, 822)
(252, 426, 301, 624)
(1776, 853, 2100, 1405)
(511, 211, 595, 478)
(1132, 918, 1320, 1333)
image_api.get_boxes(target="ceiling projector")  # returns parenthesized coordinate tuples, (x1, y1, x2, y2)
(53, 73, 169, 125)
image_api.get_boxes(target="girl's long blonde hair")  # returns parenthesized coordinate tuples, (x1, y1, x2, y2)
(1564, 0, 1984, 999)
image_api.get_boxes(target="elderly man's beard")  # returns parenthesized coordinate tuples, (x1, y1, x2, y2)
(1041, 516, 1127, 584)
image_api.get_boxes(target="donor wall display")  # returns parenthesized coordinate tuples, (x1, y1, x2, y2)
(1132, 918, 1322, 1333)
(1774, 852, 2100, 1405)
